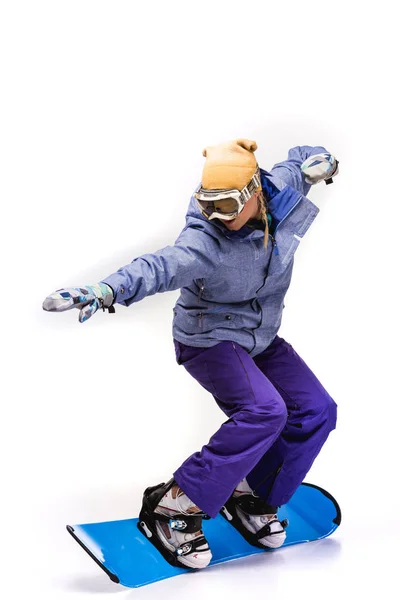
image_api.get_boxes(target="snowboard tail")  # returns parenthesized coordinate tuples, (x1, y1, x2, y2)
(67, 482, 341, 588)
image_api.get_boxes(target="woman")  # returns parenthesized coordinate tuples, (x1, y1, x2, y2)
(43, 138, 339, 570)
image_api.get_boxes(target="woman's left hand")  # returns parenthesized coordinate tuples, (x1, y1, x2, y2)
(301, 153, 339, 185)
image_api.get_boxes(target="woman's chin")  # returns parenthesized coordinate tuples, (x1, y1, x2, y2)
(225, 219, 238, 229)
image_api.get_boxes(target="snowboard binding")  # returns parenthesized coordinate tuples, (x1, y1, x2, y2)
(137, 478, 211, 569)
(220, 492, 288, 549)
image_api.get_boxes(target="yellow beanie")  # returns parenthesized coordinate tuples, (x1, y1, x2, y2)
(201, 138, 258, 190)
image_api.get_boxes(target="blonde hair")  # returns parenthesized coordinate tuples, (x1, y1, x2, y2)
(257, 189, 269, 250)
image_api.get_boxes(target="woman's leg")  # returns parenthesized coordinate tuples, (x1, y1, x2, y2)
(246, 335, 337, 506)
(172, 340, 287, 518)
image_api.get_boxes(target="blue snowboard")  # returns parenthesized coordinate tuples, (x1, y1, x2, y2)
(67, 482, 341, 588)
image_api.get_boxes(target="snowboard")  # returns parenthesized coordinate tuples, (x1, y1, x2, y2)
(67, 482, 341, 588)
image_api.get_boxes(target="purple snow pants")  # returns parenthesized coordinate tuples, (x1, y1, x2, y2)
(172, 335, 337, 518)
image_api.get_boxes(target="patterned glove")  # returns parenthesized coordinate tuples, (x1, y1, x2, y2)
(42, 282, 115, 323)
(301, 153, 339, 185)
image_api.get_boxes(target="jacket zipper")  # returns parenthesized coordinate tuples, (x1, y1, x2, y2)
(198, 279, 205, 301)
(248, 195, 301, 349)
(250, 240, 274, 353)
(270, 233, 279, 255)
(198, 279, 205, 328)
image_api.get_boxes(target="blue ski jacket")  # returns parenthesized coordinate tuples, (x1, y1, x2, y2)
(102, 145, 329, 357)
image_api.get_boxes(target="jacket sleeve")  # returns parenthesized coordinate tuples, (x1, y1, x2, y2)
(100, 220, 221, 307)
(270, 145, 329, 196)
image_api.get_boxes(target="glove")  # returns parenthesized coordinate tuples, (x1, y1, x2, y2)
(42, 282, 115, 323)
(301, 153, 339, 185)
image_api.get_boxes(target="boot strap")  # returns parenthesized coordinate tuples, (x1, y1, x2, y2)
(155, 512, 204, 534)
(255, 518, 288, 540)
(176, 534, 210, 556)
(236, 493, 278, 516)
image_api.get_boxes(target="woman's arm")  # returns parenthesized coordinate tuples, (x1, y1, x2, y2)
(101, 221, 221, 307)
(270, 145, 331, 196)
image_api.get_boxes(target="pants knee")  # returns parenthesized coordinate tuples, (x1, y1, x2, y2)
(321, 394, 337, 431)
(258, 394, 287, 430)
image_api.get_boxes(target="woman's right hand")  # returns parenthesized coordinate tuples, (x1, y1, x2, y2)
(42, 282, 114, 323)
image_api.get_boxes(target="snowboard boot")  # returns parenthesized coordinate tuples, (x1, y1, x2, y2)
(220, 477, 288, 549)
(138, 478, 212, 569)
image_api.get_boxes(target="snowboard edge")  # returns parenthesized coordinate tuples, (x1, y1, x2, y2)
(301, 482, 342, 525)
(66, 525, 120, 584)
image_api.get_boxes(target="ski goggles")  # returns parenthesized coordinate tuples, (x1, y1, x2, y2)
(194, 170, 261, 221)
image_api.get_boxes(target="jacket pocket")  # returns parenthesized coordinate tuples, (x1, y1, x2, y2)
(174, 304, 237, 334)
(173, 304, 202, 334)
(198, 310, 237, 332)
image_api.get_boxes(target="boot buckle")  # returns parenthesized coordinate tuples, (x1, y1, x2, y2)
(169, 519, 187, 531)
(176, 542, 192, 556)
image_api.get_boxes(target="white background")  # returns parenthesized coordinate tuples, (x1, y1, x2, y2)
(1, 1, 399, 598)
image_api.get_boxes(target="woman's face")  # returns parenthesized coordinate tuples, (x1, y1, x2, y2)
(218, 190, 262, 231)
